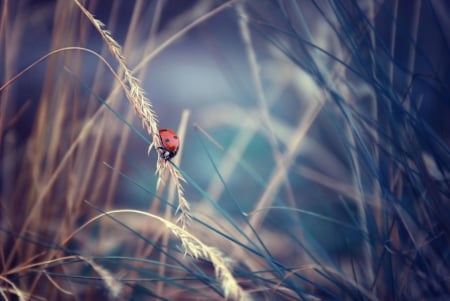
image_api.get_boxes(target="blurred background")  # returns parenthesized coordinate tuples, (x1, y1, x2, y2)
(1, 0, 449, 300)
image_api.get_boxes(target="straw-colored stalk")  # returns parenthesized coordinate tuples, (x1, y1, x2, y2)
(77, 209, 251, 301)
(72, 0, 158, 141)
(156, 162, 191, 227)
(0, 276, 27, 301)
(80, 257, 123, 299)
(72, 0, 191, 226)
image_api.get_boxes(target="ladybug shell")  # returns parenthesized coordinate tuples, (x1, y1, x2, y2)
(159, 128, 179, 159)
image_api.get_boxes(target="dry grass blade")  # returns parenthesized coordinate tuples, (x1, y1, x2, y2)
(157, 161, 191, 227)
(43, 272, 74, 296)
(133, 0, 239, 73)
(72, 0, 159, 144)
(72, 0, 191, 224)
(156, 110, 191, 296)
(246, 102, 322, 233)
(0, 275, 27, 301)
(79, 256, 123, 299)
(85, 209, 251, 301)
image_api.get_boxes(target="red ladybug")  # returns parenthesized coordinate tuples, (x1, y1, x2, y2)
(158, 128, 179, 160)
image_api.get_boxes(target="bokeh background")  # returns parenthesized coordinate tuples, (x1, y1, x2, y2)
(1, 1, 449, 300)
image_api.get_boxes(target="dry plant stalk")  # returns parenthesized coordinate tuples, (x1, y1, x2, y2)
(85, 209, 251, 301)
(0, 275, 27, 301)
(72, 0, 158, 140)
(80, 257, 123, 298)
(72, 0, 191, 226)
(236, 3, 301, 236)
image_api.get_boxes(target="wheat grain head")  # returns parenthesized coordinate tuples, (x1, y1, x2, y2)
(72, 0, 191, 226)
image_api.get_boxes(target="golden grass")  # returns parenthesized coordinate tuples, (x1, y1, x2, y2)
(0, 275, 27, 301)
(69, 2, 247, 298)
(74, 208, 250, 301)
(2, 1, 445, 300)
(72, 0, 192, 228)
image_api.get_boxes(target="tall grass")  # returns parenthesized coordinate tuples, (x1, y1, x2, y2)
(1, 0, 449, 300)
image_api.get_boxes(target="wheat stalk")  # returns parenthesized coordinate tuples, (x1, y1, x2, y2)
(156, 161, 191, 227)
(82, 209, 251, 301)
(72, 0, 191, 225)
(72, 0, 158, 144)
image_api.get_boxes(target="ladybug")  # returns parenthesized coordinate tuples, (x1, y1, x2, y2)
(158, 128, 179, 160)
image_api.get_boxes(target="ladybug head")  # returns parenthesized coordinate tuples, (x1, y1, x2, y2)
(158, 147, 177, 160)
